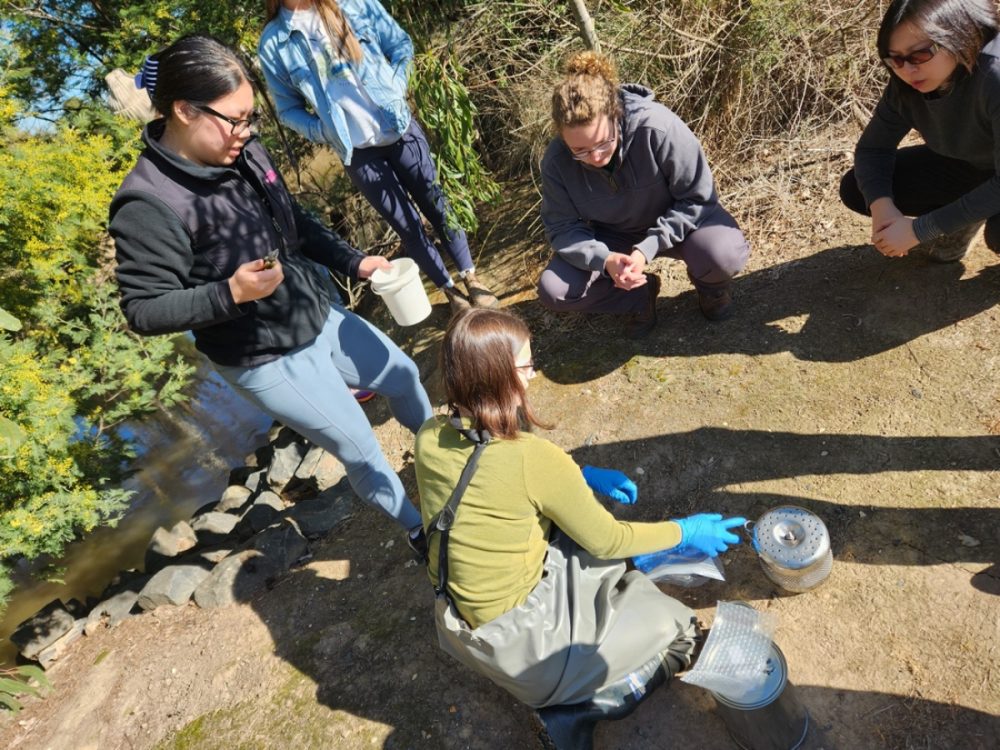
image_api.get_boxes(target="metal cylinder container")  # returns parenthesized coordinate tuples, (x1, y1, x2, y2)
(749, 507, 832, 593)
(711, 642, 809, 750)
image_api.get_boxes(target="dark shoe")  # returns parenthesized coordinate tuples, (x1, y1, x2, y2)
(407, 527, 428, 564)
(532, 651, 672, 750)
(626, 273, 661, 339)
(697, 286, 733, 321)
(463, 272, 500, 308)
(443, 285, 471, 314)
(926, 222, 983, 263)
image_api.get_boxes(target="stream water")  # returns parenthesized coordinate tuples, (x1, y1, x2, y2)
(0, 356, 274, 667)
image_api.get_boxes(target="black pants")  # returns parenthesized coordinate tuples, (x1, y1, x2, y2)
(839, 145, 1000, 252)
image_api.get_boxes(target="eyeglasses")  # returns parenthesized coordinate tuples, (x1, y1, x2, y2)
(883, 43, 939, 70)
(194, 104, 262, 135)
(568, 123, 619, 161)
(515, 358, 535, 373)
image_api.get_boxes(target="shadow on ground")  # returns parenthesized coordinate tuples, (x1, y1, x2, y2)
(245, 518, 1000, 750)
(571, 429, 1000, 582)
(522, 245, 1000, 383)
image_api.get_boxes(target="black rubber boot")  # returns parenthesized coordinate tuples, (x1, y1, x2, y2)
(533, 650, 673, 750)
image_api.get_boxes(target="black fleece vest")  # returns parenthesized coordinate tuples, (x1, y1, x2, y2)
(114, 135, 331, 366)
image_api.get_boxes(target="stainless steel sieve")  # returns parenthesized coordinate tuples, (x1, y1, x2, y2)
(747, 507, 832, 593)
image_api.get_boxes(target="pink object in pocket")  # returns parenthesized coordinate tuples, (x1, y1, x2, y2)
(265, 170, 277, 184)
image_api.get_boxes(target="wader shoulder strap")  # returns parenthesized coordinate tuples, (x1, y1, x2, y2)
(428, 414, 491, 601)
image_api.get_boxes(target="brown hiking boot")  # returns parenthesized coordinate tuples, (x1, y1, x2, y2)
(463, 272, 500, 308)
(697, 286, 733, 321)
(443, 285, 471, 314)
(626, 273, 661, 339)
(926, 222, 983, 263)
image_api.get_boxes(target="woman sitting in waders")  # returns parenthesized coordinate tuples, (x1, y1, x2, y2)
(413, 308, 745, 749)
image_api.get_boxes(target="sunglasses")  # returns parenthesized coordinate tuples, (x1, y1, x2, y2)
(569, 123, 619, 161)
(194, 104, 263, 135)
(515, 358, 536, 373)
(882, 43, 939, 70)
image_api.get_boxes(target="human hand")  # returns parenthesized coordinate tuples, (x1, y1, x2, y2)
(673, 513, 746, 557)
(873, 216, 918, 257)
(582, 465, 638, 505)
(358, 255, 393, 279)
(869, 196, 903, 235)
(604, 252, 648, 290)
(229, 258, 283, 304)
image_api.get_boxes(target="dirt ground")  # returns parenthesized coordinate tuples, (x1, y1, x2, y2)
(1, 130, 998, 750)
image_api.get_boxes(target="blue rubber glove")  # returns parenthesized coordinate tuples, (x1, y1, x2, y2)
(673, 513, 746, 557)
(581, 465, 638, 505)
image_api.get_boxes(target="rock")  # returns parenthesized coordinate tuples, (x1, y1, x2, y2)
(254, 490, 284, 512)
(311, 451, 347, 491)
(145, 521, 198, 575)
(193, 550, 281, 609)
(183, 542, 237, 566)
(216, 485, 252, 514)
(98, 570, 151, 602)
(294, 444, 327, 482)
(37, 618, 86, 670)
(190, 511, 239, 546)
(246, 520, 310, 572)
(137, 565, 213, 611)
(280, 493, 353, 540)
(10, 600, 76, 659)
(64, 598, 88, 618)
(227, 465, 255, 487)
(243, 469, 265, 494)
(267, 440, 309, 494)
(190, 500, 219, 518)
(247, 445, 273, 470)
(85, 574, 152, 635)
(269, 423, 304, 446)
(236, 492, 284, 536)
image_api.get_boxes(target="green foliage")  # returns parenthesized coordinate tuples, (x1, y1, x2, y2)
(0, 57, 194, 611)
(0, 664, 53, 712)
(0, 1, 262, 108)
(410, 51, 500, 233)
(0, 334, 132, 563)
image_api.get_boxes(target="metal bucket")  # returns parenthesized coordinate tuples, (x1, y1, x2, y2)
(711, 642, 809, 750)
(749, 507, 832, 593)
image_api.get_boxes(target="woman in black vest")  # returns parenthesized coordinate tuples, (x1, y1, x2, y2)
(110, 34, 432, 553)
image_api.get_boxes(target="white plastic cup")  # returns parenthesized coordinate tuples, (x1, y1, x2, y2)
(369, 258, 432, 326)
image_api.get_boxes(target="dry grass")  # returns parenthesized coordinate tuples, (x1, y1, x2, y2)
(444, 0, 892, 238)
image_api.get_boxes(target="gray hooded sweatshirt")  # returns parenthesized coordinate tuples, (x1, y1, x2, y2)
(540, 84, 719, 273)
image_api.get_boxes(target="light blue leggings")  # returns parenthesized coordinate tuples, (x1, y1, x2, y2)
(213, 306, 432, 531)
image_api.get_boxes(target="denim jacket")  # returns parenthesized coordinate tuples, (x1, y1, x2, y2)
(259, 0, 413, 166)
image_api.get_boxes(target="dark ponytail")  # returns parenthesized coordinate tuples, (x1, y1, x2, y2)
(139, 34, 252, 118)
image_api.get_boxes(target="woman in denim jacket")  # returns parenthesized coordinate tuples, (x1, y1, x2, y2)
(259, 0, 499, 312)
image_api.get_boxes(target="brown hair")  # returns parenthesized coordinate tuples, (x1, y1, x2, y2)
(440, 309, 551, 440)
(265, 0, 363, 64)
(551, 50, 621, 131)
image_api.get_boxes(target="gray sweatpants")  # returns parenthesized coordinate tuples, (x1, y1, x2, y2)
(537, 205, 751, 315)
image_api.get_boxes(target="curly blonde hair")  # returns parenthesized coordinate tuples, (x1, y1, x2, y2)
(551, 51, 621, 130)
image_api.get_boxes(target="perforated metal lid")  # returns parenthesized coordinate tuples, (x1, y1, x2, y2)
(752, 507, 830, 571)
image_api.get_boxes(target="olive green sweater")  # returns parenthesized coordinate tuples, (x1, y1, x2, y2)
(414, 416, 682, 629)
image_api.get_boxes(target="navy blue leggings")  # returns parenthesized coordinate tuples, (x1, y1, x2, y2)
(345, 120, 474, 288)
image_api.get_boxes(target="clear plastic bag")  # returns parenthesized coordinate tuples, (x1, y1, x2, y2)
(680, 601, 778, 701)
(632, 546, 726, 587)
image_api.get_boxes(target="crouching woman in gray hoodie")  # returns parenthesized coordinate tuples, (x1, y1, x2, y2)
(538, 52, 751, 337)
